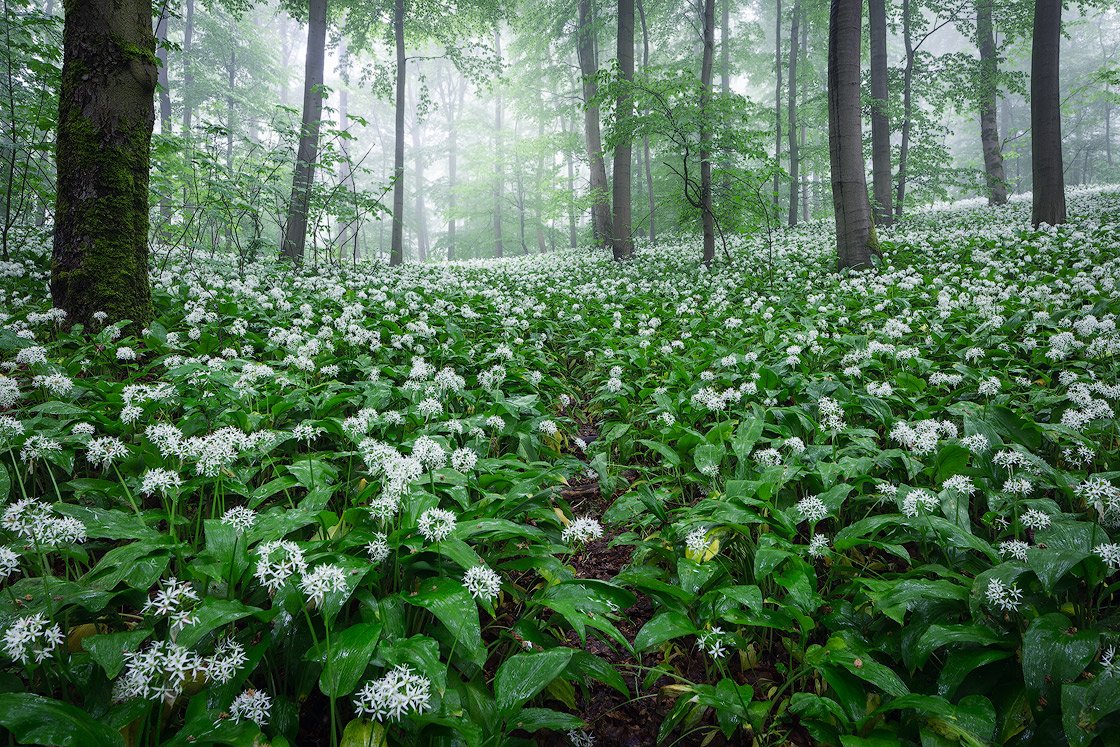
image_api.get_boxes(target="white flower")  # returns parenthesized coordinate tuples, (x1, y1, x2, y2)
(999, 540, 1030, 562)
(451, 447, 478, 472)
(205, 639, 247, 684)
(1021, 509, 1051, 531)
(229, 688, 272, 727)
(417, 508, 457, 543)
(412, 436, 447, 470)
(2, 613, 64, 664)
(696, 626, 728, 659)
(808, 534, 830, 558)
(796, 496, 828, 524)
(143, 577, 200, 636)
(300, 564, 348, 608)
(114, 640, 204, 702)
(1094, 543, 1120, 571)
(141, 468, 182, 496)
(367, 533, 391, 564)
(221, 506, 257, 534)
(463, 565, 501, 602)
(562, 516, 603, 545)
(902, 489, 939, 517)
(538, 419, 558, 436)
(0, 546, 20, 579)
(254, 540, 307, 594)
(685, 526, 710, 556)
(352, 666, 433, 722)
(985, 577, 1024, 612)
(87, 436, 128, 469)
(116, 346, 137, 361)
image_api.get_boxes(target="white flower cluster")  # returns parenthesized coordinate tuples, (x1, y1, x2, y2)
(2, 613, 64, 664)
(1, 498, 86, 547)
(352, 665, 433, 722)
(254, 540, 308, 594)
(561, 516, 603, 545)
(463, 565, 502, 602)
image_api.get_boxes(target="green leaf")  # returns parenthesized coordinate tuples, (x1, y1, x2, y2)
(634, 611, 695, 651)
(313, 622, 382, 697)
(83, 629, 151, 679)
(1022, 613, 1099, 698)
(404, 577, 485, 666)
(0, 693, 124, 747)
(511, 707, 585, 733)
(176, 599, 264, 649)
(495, 648, 574, 714)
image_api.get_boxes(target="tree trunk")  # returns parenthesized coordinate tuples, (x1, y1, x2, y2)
(700, 0, 716, 265)
(787, 0, 799, 226)
(577, 0, 612, 246)
(182, 0, 194, 133)
(721, 0, 730, 95)
(638, 0, 655, 243)
(563, 117, 578, 248)
(337, 38, 358, 261)
(390, 0, 406, 265)
(281, 0, 327, 262)
(535, 98, 548, 254)
(801, 13, 808, 223)
(226, 49, 235, 171)
(447, 81, 461, 260)
(895, 0, 913, 217)
(52, 0, 156, 328)
(612, 0, 635, 260)
(493, 27, 504, 258)
(977, 0, 1007, 205)
(773, 0, 782, 217)
(828, 0, 876, 269)
(411, 112, 428, 262)
(279, 15, 292, 107)
(155, 4, 171, 134)
(1031, 0, 1065, 226)
(869, 0, 892, 224)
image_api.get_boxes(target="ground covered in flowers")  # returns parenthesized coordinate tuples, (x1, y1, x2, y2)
(1, 188, 1119, 746)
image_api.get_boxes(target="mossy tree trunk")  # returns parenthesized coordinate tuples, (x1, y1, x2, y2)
(51, 0, 156, 330)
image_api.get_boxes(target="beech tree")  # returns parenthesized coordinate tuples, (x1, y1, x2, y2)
(51, 0, 156, 328)
(281, 0, 328, 262)
(612, 0, 635, 260)
(1031, 0, 1066, 226)
(827, 0, 876, 269)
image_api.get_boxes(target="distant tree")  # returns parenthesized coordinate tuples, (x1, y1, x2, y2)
(868, 0, 892, 225)
(700, 0, 716, 265)
(975, 0, 1007, 205)
(281, 0, 328, 262)
(576, 0, 612, 247)
(612, 0, 635, 260)
(827, 0, 876, 269)
(52, 0, 156, 328)
(1031, 0, 1065, 226)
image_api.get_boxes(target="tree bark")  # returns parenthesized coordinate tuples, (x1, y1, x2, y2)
(225, 49, 235, 171)
(787, 0, 799, 226)
(612, 0, 635, 260)
(577, 0, 611, 246)
(411, 107, 428, 262)
(977, 0, 1007, 205)
(281, 0, 327, 262)
(181, 0, 194, 133)
(828, 0, 876, 269)
(869, 0, 892, 224)
(1030, 0, 1065, 226)
(493, 27, 504, 258)
(895, 0, 913, 217)
(773, 0, 782, 218)
(447, 79, 462, 260)
(390, 0, 406, 264)
(562, 117, 578, 248)
(700, 0, 716, 265)
(52, 0, 156, 328)
(801, 13, 808, 222)
(337, 37, 358, 262)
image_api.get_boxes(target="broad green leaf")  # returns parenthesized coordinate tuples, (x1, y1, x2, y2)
(495, 648, 573, 713)
(0, 693, 124, 747)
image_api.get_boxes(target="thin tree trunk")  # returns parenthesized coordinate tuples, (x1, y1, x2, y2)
(869, 0, 892, 224)
(155, 3, 171, 134)
(563, 117, 578, 247)
(977, 0, 1007, 205)
(515, 120, 527, 253)
(577, 0, 611, 245)
(226, 49, 235, 171)
(281, 0, 327, 262)
(535, 97, 548, 254)
(1030, 0, 1065, 226)
(638, 0, 655, 242)
(279, 16, 292, 107)
(493, 28, 504, 258)
(612, 0, 635, 260)
(52, 0, 156, 328)
(337, 38, 358, 261)
(700, 0, 716, 265)
(787, 0, 799, 226)
(390, 0, 406, 265)
(447, 81, 461, 260)
(773, 0, 782, 216)
(182, 0, 194, 133)
(801, 12, 808, 222)
(895, 0, 913, 217)
(829, 0, 876, 269)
